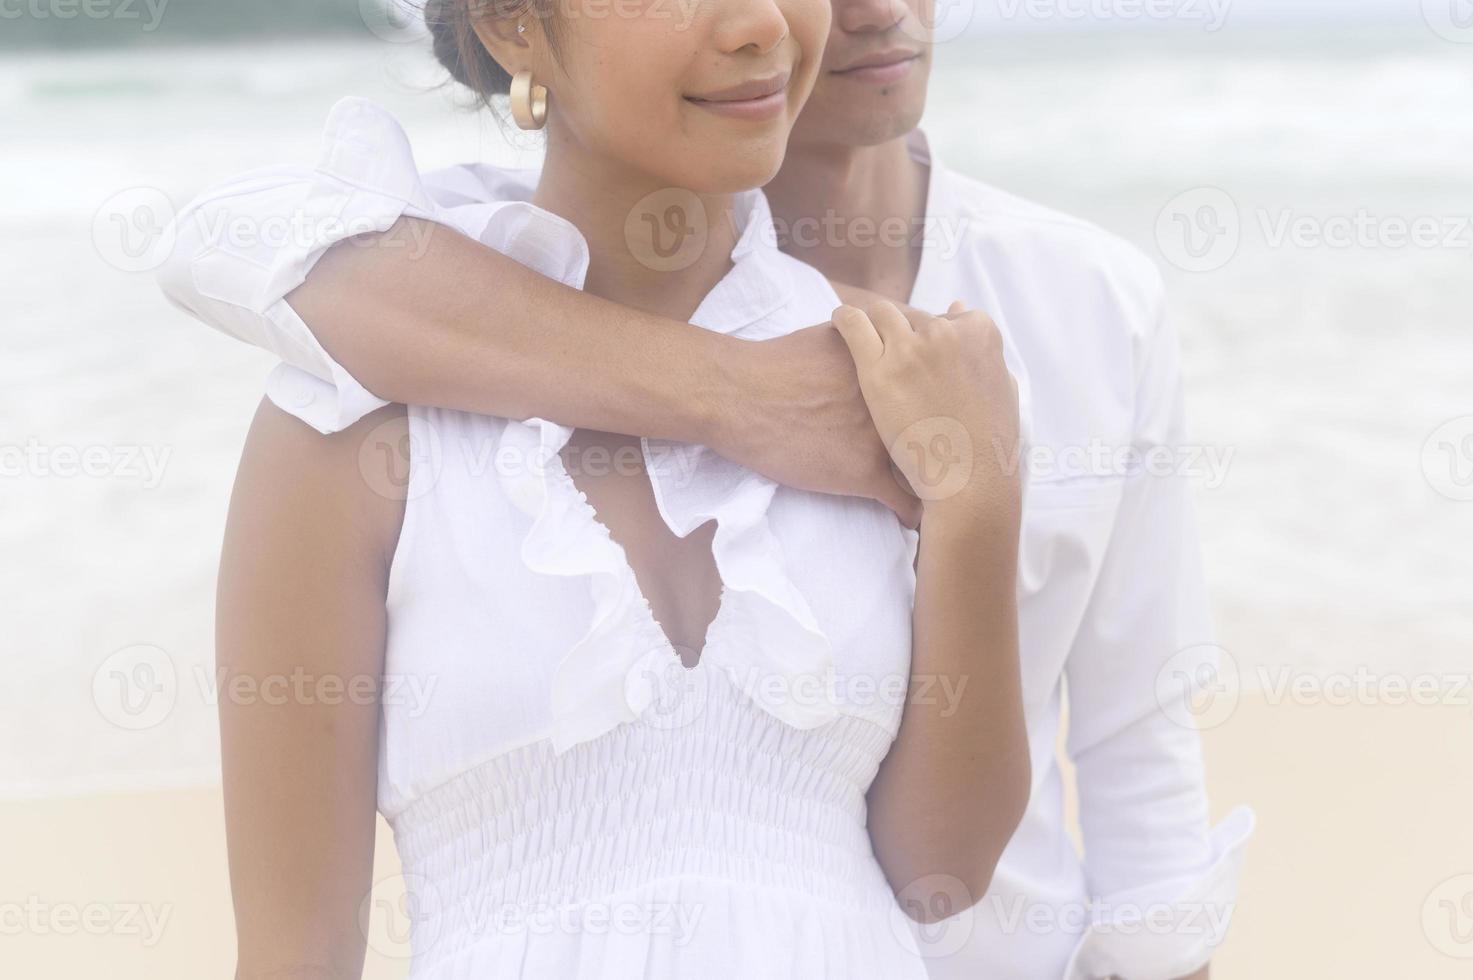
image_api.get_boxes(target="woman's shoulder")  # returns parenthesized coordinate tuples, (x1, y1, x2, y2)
(318, 96, 540, 211)
(423, 163, 539, 209)
(232, 398, 409, 565)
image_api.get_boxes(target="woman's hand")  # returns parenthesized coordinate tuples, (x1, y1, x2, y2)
(832, 300, 1022, 529)
(835, 299, 1031, 919)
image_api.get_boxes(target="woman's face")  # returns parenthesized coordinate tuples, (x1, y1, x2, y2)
(488, 0, 831, 195)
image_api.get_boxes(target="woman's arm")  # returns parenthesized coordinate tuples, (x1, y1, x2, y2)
(834, 301, 1031, 922)
(217, 399, 407, 979)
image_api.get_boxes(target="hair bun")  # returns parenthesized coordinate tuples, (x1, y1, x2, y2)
(425, 0, 472, 89)
(424, 0, 513, 102)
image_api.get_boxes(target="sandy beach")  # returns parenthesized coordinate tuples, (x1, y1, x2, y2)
(6, 691, 1473, 977)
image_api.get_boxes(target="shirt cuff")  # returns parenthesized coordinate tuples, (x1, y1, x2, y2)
(179, 97, 441, 432)
(264, 360, 389, 435)
(1063, 806, 1256, 980)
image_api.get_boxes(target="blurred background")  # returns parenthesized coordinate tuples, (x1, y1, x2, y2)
(3, 0, 1472, 977)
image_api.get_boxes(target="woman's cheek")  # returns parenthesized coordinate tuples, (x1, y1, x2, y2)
(789, 0, 832, 57)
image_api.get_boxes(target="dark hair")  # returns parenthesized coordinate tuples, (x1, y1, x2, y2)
(426, 0, 555, 106)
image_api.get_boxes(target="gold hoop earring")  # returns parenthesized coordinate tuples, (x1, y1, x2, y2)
(509, 70, 548, 131)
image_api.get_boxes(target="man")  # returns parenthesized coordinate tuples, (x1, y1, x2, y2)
(158, 1, 1251, 977)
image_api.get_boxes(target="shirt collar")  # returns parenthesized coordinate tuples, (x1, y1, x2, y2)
(906, 126, 933, 169)
(461, 199, 591, 290)
(460, 188, 793, 338)
(906, 126, 991, 318)
(904, 127, 957, 313)
(690, 189, 795, 336)
(904, 127, 1037, 458)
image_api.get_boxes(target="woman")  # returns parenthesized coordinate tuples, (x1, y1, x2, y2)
(216, 1, 1028, 977)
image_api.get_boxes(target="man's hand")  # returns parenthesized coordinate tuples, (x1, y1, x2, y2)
(712, 324, 923, 527)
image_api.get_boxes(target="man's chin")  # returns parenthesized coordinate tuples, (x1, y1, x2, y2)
(793, 69, 930, 148)
(793, 101, 927, 149)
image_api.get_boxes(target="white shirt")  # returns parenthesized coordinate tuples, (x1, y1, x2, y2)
(157, 96, 1252, 980)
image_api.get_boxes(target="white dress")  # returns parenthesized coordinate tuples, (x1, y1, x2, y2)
(284, 104, 930, 978)
(159, 96, 1255, 978)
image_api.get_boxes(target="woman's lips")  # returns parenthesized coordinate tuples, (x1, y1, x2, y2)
(685, 73, 790, 121)
(830, 52, 922, 85)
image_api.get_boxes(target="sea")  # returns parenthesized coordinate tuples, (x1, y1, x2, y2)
(3, 21, 1471, 796)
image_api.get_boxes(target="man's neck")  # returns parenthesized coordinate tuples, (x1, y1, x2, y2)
(764, 133, 930, 304)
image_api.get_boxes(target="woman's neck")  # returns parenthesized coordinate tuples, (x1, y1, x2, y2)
(531, 134, 744, 322)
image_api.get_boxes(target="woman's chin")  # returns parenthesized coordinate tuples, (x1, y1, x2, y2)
(670, 147, 787, 197)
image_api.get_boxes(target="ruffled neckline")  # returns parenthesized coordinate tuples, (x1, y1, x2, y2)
(452, 180, 837, 752)
(497, 420, 839, 754)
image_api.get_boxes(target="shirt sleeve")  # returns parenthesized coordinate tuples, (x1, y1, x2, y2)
(154, 97, 444, 433)
(1060, 270, 1255, 980)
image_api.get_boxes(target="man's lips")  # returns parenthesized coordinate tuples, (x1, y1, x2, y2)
(829, 49, 923, 84)
(685, 72, 791, 121)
